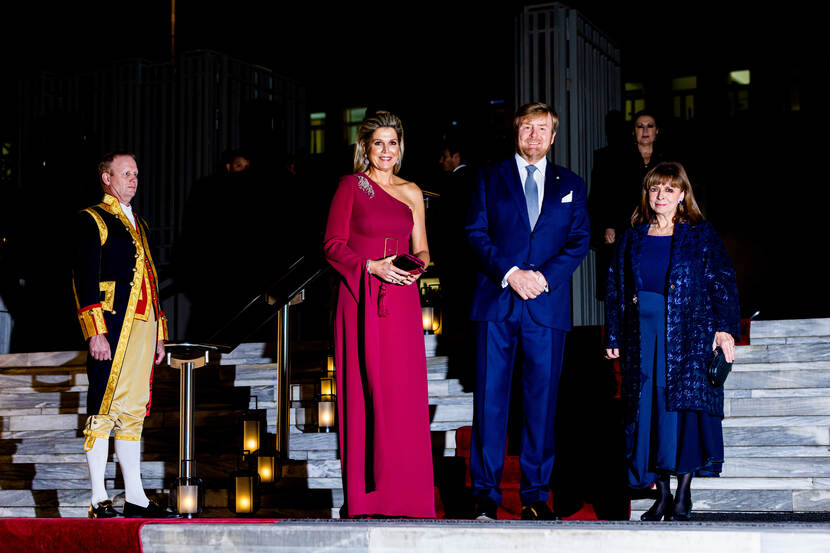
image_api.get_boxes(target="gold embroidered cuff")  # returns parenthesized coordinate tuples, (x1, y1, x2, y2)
(82, 430, 111, 451)
(157, 313, 168, 341)
(78, 304, 108, 340)
(113, 434, 141, 441)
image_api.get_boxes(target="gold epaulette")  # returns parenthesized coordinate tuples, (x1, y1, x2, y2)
(78, 304, 108, 340)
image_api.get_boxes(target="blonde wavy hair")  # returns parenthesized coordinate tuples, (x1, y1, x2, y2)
(353, 112, 405, 174)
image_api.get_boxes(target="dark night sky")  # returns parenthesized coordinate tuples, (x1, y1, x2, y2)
(3, 1, 820, 108)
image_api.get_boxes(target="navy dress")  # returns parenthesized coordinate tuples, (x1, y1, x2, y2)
(627, 235, 724, 489)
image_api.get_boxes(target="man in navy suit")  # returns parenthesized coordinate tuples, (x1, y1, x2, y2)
(467, 102, 589, 520)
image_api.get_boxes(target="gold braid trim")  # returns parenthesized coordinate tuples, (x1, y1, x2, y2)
(137, 214, 167, 341)
(77, 306, 108, 340)
(82, 208, 108, 246)
(113, 434, 141, 441)
(97, 196, 146, 415)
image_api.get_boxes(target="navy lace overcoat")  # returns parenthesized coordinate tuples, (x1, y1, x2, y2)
(604, 221, 740, 420)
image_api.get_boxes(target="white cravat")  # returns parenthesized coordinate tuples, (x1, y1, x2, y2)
(121, 203, 137, 230)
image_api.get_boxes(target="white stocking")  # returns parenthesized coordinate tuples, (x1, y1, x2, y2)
(86, 438, 110, 506)
(114, 439, 149, 507)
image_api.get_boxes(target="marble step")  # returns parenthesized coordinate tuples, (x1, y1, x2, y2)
(731, 361, 830, 373)
(722, 415, 830, 428)
(690, 477, 830, 490)
(0, 478, 164, 490)
(726, 397, 830, 417)
(751, 318, 830, 340)
(722, 426, 830, 446)
(726, 388, 830, 399)
(727, 370, 830, 390)
(629, 488, 826, 512)
(0, 351, 86, 369)
(722, 457, 830, 477)
(724, 446, 830, 457)
(734, 343, 830, 364)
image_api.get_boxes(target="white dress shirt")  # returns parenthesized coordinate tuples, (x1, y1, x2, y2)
(502, 155, 549, 288)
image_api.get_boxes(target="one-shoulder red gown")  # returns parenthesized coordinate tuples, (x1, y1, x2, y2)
(323, 173, 436, 518)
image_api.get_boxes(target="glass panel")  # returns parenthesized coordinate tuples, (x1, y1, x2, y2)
(624, 82, 644, 91)
(345, 107, 367, 123)
(672, 76, 697, 90)
(729, 70, 750, 85)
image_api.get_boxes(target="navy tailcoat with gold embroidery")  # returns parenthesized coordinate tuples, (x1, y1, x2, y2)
(72, 194, 168, 418)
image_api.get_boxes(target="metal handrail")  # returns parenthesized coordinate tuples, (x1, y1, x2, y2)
(198, 252, 331, 463)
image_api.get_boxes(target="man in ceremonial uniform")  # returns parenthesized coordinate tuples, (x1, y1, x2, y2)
(73, 152, 171, 518)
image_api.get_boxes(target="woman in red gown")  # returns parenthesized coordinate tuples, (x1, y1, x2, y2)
(324, 112, 435, 518)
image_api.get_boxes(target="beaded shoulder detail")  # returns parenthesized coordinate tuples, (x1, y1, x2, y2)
(357, 175, 374, 198)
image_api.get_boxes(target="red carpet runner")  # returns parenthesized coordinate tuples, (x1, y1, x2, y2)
(0, 518, 278, 553)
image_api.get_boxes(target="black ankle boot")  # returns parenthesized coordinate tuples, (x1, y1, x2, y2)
(640, 474, 672, 521)
(668, 473, 692, 521)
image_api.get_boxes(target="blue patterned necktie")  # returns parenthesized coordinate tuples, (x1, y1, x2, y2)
(525, 164, 539, 228)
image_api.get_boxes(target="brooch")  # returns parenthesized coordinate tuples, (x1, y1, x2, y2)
(357, 175, 374, 198)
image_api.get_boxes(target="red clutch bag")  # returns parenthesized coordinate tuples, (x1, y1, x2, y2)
(392, 253, 426, 275)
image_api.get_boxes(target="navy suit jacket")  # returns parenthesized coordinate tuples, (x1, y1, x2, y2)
(467, 157, 590, 331)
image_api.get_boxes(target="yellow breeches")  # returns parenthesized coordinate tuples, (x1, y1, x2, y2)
(83, 310, 157, 451)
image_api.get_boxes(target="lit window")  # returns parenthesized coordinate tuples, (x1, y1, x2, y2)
(727, 70, 750, 116)
(624, 83, 646, 120)
(672, 76, 697, 90)
(729, 70, 750, 86)
(310, 112, 326, 155)
(344, 107, 368, 145)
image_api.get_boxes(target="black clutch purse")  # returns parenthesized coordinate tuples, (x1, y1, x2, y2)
(707, 346, 732, 387)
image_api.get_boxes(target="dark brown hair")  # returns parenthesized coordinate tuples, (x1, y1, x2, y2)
(632, 161, 704, 225)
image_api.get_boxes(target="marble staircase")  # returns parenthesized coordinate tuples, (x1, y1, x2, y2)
(631, 318, 830, 516)
(2, 318, 829, 519)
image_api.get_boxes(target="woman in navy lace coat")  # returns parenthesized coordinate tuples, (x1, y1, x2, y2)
(605, 162, 740, 521)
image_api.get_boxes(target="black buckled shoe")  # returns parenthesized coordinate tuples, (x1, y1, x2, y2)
(474, 497, 499, 521)
(521, 501, 558, 521)
(88, 499, 119, 519)
(123, 499, 177, 518)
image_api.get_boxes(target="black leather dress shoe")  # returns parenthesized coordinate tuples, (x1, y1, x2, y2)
(123, 499, 177, 518)
(88, 499, 119, 519)
(474, 497, 498, 521)
(521, 501, 558, 521)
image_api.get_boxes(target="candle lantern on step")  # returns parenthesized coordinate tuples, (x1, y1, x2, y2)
(241, 395, 263, 455)
(326, 354, 337, 395)
(256, 436, 279, 484)
(318, 388, 335, 434)
(229, 451, 261, 516)
(421, 284, 442, 335)
(175, 460, 204, 517)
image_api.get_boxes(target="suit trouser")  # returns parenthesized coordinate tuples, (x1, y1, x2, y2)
(470, 303, 566, 505)
(83, 310, 156, 450)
